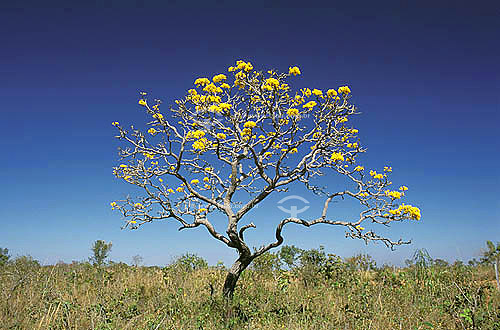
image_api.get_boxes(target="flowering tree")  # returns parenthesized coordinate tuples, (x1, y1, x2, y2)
(111, 60, 421, 298)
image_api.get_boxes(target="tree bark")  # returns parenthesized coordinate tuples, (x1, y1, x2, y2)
(222, 254, 252, 299)
(494, 258, 500, 291)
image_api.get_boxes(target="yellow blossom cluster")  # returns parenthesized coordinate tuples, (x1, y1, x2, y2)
(288, 66, 301, 76)
(148, 128, 157, 135)
(354, 165, 364, 172)
(338, 86, 351, 94)
(399, 186, 408, 191)
(262, 78, 280, 91)
(216, 132, 226, 139)
(287, 108, 299, 117)
(312, 89, 323, 97)
(194, 78, 210, 87)
(134, 202, 144, 209)
(384, 166, 392, 172)
(302, 101, 317, 109)
(186, 130, 206, 139)
(388, 204, 421, 220)
(327, 89, 338, 98)
(369, 170, 384, 179)
(243, 121, 257, 129)
(212, 74, 227, 83)
(330, 152, 344, 162)
(385, 190, 403, 199)
(153, 113, 163, 120)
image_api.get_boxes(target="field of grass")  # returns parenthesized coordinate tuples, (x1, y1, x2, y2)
(1, 254, 499, 329)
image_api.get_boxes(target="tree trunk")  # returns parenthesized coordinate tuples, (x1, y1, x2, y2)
(222, 255, 252, 299)
(495, 258, 500, 291)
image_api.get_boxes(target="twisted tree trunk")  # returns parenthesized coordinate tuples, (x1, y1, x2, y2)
(222, 254, 253, 299)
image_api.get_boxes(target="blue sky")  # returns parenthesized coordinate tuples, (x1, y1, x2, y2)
(1, 1, 499, 267)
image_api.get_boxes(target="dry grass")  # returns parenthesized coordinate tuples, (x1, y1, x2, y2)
(1, 257, 499, 329)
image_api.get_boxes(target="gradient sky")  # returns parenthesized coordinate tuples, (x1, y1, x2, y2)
(1, 1, 499, 267)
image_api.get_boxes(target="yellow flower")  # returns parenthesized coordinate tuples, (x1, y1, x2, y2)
(265, 78, 280, 89)
(216, 132, 226, 139)
(124, 175, 132, 180)
(374, 173, 384, 179)
(290, 148, 298, 154)
(112, 121, 119, 126)
(205, 167, 212, 172)
(138, 99, 147, 106)
(143, 152, 154, 159)
(188, 89, 197, 96)
(198, 208, 208, 213)
(287, 108, 299, 117)
(130, 220, 137, 224)
(386, 191, 402, 199)
(351, 129, 359, 134)
(134, 203, 144, 209)
(220, 83, 230, 89)
(355, 225, 365, 231)
(399, 186, 409, 191)
(203, 177, 210, 182)
(110, 202, 117, 208)
(338, 86, 351, 94)
(119, 164, 127, 168)
(192, 138, 209, 152)
(228, 66, 235, 72)
(327, 89, 338, 98)
(263, 151, 272, 157)
(176, 187, 184, 192)
(194, 78, 210, 86)
(167, 188, 174, 193)
(236, 60, 247, 70)
(302, 101, 317, 109)
(191, 179, 200, 184)
(158, 178, 163, 182)
(148, 128, 157, 135)
(384, 166, 393, 172)
(338, 117, 348, 123)
(244, 62, 253, 72)
(208, 105, 222, 113)
(243, 121, 257, 129)
(218, 103, 232, 111)
(153, 113, 164, 120)
(330, 152, 344, 162)
(312, 89, 323, 97)
(354, 166, 364, 172)
(288, 66, 301, 76)
(212, 74, 227, 83)
(301, 88, 312, 97)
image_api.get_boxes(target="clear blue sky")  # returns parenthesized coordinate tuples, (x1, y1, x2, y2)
(1, 0, 499, 267)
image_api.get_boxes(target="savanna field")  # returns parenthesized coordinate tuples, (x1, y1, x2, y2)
(1, 249, 499, 330)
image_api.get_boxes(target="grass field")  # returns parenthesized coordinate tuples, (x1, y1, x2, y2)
(1, 253, 499, 329)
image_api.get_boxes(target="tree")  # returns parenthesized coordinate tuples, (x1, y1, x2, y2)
(132, 254, 143, 267)
(89, 240, 112, 267)
(111, 60, 422, 299)
(0, 247, 10, 266)
(480, 240, 500, 291)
